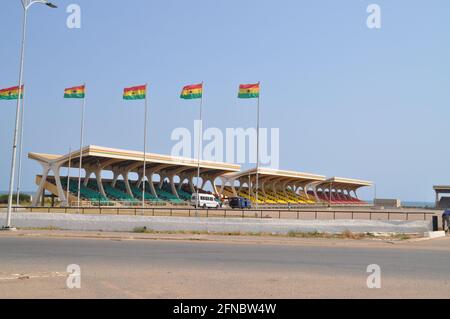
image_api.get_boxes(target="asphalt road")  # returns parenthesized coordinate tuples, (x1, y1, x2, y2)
(1, 235, 450, 298)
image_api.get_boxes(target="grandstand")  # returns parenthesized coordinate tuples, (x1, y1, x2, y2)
(29, 145, 240, 207)
(28, 145, 372, 207)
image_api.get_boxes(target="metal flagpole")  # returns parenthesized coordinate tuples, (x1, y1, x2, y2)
(16, 90, 26, 207)
(142, 84, 148, 209)
(255, 82, 260, 210)
(77, 84, 86, 210)
(196, 82, 204, 214)
(67, 147, 72, 206)
(4, 7, 28, 230)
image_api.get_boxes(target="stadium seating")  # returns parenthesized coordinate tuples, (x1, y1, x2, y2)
(154, 182, 185, 204)
(61, 177, 109, 205)
(115, 180, 162, 202)
(102, 183, 139, 204)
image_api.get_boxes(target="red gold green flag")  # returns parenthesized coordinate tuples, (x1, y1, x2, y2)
(123, 85, 147, 100)
(0, 85, 24, 100)
(180, 83, 203, 100)
(238, 83, 260, 99)
(64, 85, 85, 99)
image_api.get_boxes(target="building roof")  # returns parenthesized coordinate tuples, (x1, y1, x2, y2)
(433, 185, 450, 193)
(222, 167, 327, 185)
(29, 145, 241, 176)
(313, 177, 373, 190)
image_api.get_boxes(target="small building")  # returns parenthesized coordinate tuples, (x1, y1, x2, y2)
(433, 185, 450, 209)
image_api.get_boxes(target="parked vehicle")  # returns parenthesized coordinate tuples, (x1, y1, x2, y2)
(191, 193, 221, 209)
(228, 197, 252, 209)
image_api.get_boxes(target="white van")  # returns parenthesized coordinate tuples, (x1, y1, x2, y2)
(191, 193, 221, 209)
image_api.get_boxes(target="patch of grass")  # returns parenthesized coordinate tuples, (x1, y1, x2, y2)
(131, 227, 413, 240)
(18, 226, 62, 231)
(133, 226, 151, 233)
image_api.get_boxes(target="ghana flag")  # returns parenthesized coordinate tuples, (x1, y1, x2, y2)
(64, 85, 85, 99)
(180, 83, 203, 100)
(0, 85, 24, 100)
(238, 83, 260, 99)
(123, 85, 146, 100)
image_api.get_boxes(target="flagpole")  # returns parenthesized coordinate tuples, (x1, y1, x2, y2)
(67, 147, 72, 206)
(196, 82, 204, 214)
(77, 84, 86, 210)
(255, 82, 260, 210)
(16, 92, 26, 207)
(142, 84, 148, 209)
(4, 7, 28, 230)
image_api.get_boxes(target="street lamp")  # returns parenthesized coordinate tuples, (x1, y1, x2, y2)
(2, 0, 57, 231)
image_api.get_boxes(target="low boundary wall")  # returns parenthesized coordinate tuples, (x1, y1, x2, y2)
(0, 213, 433, 234)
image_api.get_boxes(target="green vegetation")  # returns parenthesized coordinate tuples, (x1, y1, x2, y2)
(0, 193, 31, 204)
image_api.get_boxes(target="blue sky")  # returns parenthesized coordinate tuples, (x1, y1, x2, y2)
(1, 0, 450, 201)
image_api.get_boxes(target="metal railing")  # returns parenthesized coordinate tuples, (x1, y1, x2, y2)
(7, 206, 439, 221)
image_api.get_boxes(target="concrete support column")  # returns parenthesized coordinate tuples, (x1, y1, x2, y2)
(271, 181, 278, 198)
(136, 172, 143, 189)
(211, 178, 219, 196)
(51, 163, 67, 206)
(218, 178, 226, 196)
(231, 179, 238, 197)
(32, 164, 50, 207)
(188, 174, 196, 194)
(145, 172, 158, 197)
(281, 182, 289, 198)
(94, 169, 106, 198)
(111, 170, 120, 187)
(121, 170, 134, 197)
(177, 176, 186, 191)
(158, 175, 165, 189)
(83, 169, 92, 187)
(200, 177, 206, 191)
(436, 191, 439, 208)
(169, 175, 180, 199)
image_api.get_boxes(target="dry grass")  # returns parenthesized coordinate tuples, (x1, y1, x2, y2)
(132, 227, 412, 241)
(18, 226, 62, 231)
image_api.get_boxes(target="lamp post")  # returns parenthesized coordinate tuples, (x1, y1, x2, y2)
(2, 0, 57, 231)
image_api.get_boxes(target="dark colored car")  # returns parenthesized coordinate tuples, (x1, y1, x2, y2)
(229, 197, 252, 209)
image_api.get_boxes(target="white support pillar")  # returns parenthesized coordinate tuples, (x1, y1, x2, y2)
(281, 182, 289, 198)
(83, 169, 91, 186)
(122, 170, 134, 197)
(136, 172, 143, 189)
(261, 181, 267, 197)
(231, 179, 238, 197)
(211, 179, 220, 197)
(177, 176, 185, 191)
(188, 175, 196, 194)
(158, 175, 165, 189)
(94, 169, 106, 198)
(218, 177, 226, 196)
(111, 170, 120, 187)
(199, 176, 206, 190)
(169, 175, 180, 199)
(145, 172, 158, 198)
(51, 163, 67, 206)
(32, 164, 50, 207)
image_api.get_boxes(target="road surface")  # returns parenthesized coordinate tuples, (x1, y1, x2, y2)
(0, 232, 449, 298)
